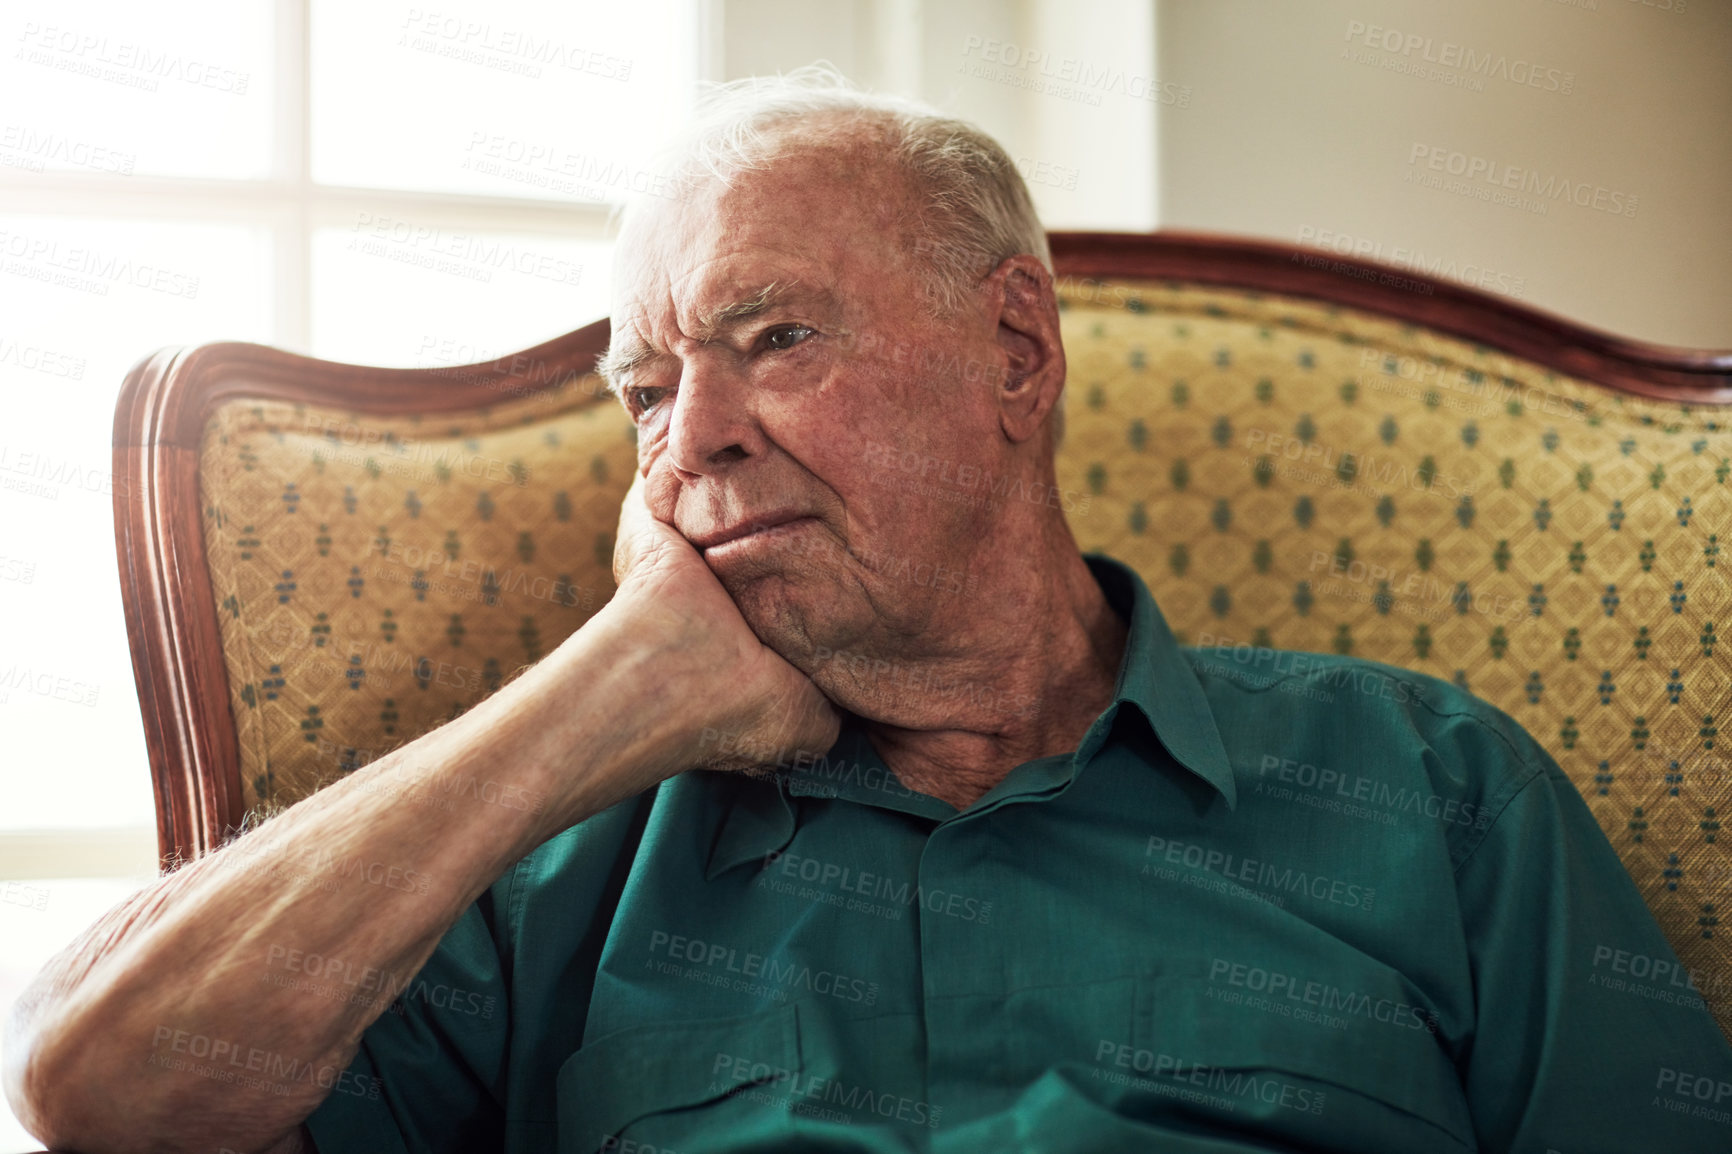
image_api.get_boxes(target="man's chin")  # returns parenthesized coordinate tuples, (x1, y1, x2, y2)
(729, 589, 858, 680)
(724, 577, 822, 656)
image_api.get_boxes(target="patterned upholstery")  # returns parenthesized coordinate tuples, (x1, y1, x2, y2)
(199, 382, 637, 811)
(198, 278, 1732, 1035)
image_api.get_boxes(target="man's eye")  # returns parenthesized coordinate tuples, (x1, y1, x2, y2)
(764, 325, 814, 351)
(627, 386, 666, 413)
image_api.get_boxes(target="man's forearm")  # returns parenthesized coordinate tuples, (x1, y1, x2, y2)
(3, 595, 690, 1154)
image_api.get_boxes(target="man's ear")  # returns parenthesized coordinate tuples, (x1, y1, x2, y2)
(987, 254, 1066, 446)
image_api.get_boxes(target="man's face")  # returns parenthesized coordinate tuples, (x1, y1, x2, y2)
(608, 139, 1016, 674)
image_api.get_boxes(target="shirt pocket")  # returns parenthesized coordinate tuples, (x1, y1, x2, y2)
(1124, 974, 1476, 1153)
(556, 1001, 803, 1154)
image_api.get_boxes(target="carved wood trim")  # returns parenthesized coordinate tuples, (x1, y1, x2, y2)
(111, 321, 613, 869)
(1047, 231, 1732, 404)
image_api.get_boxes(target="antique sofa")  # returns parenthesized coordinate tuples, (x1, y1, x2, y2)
(112, 231, 1732, 1044)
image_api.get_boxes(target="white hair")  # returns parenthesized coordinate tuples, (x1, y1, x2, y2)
(627, 63, 1052, 315)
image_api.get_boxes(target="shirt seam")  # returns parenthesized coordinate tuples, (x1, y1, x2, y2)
(1400, 689, 1551, 876)
(1449, 752, 1550, 879)
(1187, 652, 1548, 871)
(503, 847, 533, 966)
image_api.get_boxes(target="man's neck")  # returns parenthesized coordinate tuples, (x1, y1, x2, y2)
(854, 548, 1130, 812)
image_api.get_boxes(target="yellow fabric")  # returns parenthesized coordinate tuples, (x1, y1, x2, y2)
(199, 278, 1732, 1033)
(199, 379, 637, 814)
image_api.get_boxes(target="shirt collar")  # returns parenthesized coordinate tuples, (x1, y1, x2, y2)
(705, 771, 798, 881)
(704, 552, 1236, 878)
(1075, 553, 1238, 810)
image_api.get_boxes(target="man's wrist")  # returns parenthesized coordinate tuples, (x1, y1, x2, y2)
(486, 592, 719, 833)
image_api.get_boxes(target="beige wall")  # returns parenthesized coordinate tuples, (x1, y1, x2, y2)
(1157, 0, 1732, 347)
(715, 0, 1728, 347)
(718, 0, 1158, 231)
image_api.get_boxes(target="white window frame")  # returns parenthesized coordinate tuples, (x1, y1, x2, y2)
(0, 0, 712, 876)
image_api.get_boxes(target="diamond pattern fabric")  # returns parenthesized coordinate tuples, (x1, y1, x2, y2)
(197, 278, 1732, 1035)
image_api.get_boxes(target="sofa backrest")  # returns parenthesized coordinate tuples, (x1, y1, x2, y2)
(185, 269, 1732, 1035)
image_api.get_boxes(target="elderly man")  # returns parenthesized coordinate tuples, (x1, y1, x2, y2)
(10, 73, 1732, 1154)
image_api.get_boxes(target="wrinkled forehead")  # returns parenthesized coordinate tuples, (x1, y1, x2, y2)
(610, 142, 922, 328)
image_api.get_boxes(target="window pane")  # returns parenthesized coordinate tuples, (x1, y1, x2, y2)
(310, 219, 610, 366)
(0, 0, 274, 180)
(0, 215, 274, 830)
(311, 0, 696, 202)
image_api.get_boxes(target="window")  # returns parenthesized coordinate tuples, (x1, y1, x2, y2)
(0, 0, 698, 841)
(0, 5, 698, 1144)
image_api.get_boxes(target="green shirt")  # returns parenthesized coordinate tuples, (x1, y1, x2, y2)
(306, 554, 1732, 1154)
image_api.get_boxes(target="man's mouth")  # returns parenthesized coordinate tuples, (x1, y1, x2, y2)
(692, 513, 817, 553)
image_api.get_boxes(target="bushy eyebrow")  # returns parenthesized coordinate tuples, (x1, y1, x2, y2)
(598, 279, 834, 404)
(596, 333, 652, 404)
(691, 279, 800, 338)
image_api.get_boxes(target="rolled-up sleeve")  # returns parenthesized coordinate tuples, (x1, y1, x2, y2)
(303, 883, 515, 1154)
(1455, 737, 1732, 1152)
(303, 791, 653, 1154)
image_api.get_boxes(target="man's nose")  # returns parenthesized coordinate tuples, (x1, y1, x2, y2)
(664, 360, 762, 477)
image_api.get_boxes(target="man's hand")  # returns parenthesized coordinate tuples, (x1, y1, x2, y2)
(610, 470, 841, 774)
